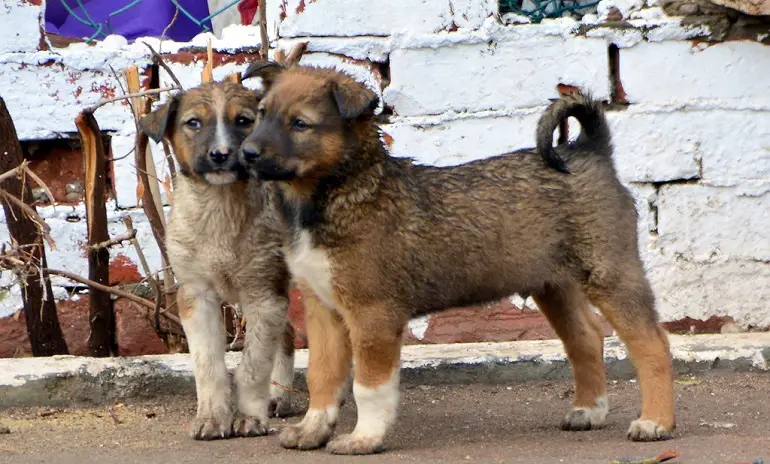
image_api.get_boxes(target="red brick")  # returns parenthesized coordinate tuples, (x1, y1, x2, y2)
(115, 300, 169, 356)
(419, 301, 563, 344)
(109, 255, 143, 286)
(662, 315, 733, 334)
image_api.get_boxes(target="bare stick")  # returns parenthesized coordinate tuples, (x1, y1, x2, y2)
(259, 0, 269, 59)
(143, 43, 183, 90)
(87, 88, 179, 113)
(45, 268, 181, 326)
(23, 165, 56, 208)
(76, 110, 116, 357)
(0, 189, 54, 248)
(88, 231, 137, 251)
(0, 161, 28, 185)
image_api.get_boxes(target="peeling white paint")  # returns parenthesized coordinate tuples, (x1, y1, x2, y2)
(408, 315, 431, 340)
(0, 0, 42, 54)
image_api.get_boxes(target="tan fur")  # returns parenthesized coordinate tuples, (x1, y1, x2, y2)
(239, 65, 675, 454)
(139, 82, 296, 441)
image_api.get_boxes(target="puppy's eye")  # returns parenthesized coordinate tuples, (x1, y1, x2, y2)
(185, 118, 201, 130)
(235, 116, 255, 128)
(292, 119, 309, 131)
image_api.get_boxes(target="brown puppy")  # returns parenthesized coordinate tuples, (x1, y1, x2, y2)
(139, 80, 295, 440)
(239, 64, 675, 455)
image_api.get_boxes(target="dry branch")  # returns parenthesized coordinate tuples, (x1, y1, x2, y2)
(0, 189, 54, 248)
(125, 66, 183, 352)
(76, 110, 117, 357)
(45, 268, 182, 326)
(87, 87, 179, 113)
(143, 43, 183, 90)
(259, 0, 269, 59)
(88, 230, 137, 251)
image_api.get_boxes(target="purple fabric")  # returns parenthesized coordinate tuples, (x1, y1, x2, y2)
(45, 0, 213, 42)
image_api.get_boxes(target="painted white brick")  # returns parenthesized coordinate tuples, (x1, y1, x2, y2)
(384, 37, 609, 117)
(384, 112, 540, 166)
(608, 111, 701, 183)
(0, 61, 133, 139)
(648, 257, 770, 328)
(697, 110, 770, 186)
(275, 37, 392, 62)
(269, 0, 453, 38)
(0, 0, 42, 53)
(657, 184, 770, 263)
(621, 41, 770, 105)
(449, 0, 498, 30)
(112, 135, 172, 209)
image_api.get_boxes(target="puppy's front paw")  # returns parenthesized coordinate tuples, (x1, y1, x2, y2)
(627, 419, 673, 441)
(326, 433, 384, 455)
(191, 414, 233, 440)
(232, 413, 269, 437)
(279, 422, 333, 450)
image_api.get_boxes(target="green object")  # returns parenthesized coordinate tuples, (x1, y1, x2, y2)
(499, 0, 600, 23)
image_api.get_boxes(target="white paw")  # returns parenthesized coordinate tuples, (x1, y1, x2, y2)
(627, 419, 673, 441)
(326, 433, 384, 455)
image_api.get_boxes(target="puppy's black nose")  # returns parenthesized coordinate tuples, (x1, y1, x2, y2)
(209, 149, 228, 164)
(241, 146, 261, 162)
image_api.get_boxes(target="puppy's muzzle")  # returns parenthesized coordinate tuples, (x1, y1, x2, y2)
(248, 156, 297, 181)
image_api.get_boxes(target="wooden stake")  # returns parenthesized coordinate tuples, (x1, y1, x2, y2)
(202, 39, 214, 83)
(75, 110, 116, 357)
(0, 98, 68, 357)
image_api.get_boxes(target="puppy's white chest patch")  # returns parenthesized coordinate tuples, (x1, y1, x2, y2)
(286, 231, 336, 309)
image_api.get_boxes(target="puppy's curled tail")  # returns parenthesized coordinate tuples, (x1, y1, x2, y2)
(536, 90, 611, 174)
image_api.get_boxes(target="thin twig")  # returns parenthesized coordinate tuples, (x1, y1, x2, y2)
(161, 141, 177, 178)
(87, 87, 179, 112)
(23, 165, 56, 209)
(271, 381, 300, 394)
(88, 231, 137, 251)
(0, 161, 28, 185)
(0, 189, 54, 248)
(160, 6, 180, 48)
(143, 43, 183, 90)
(45, 268, 185, 325)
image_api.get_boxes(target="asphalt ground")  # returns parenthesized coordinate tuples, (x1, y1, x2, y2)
(0, 371, 768, 464)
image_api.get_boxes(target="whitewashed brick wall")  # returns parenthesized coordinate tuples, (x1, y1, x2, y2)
(0, 0, 768, 329)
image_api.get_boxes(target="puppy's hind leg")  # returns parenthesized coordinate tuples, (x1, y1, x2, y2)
(233, 291, 290, 437)
(268, 321, 297, 418)
(586, 268, 675, 442)
(180, 287, 233, 440)
(533, 282, 608, 431)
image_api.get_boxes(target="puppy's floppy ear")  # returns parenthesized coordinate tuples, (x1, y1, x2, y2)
(329, 79, 379, 120)
(242, 61, 285, 89)
(139, 95, 180, 143)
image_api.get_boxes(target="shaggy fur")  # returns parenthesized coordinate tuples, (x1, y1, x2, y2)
(239, 64, 675, 455)
(139, 81, 295, 441)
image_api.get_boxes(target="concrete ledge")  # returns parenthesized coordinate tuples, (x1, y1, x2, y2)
(1, 333, 768, 407)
